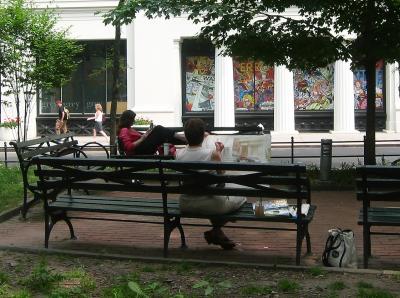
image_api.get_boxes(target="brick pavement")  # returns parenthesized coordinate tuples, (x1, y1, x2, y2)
(0, 191, 400, 269)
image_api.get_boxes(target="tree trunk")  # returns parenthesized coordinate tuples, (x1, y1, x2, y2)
(110, 16, 122, 155)
(364, 59, 377, 165)
(363, 0, 376, 165)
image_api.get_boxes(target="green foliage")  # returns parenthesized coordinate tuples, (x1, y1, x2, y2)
(357, 288, 396, 298)
(192, 279, 232, 296)
(277, 278, 300, 293)
(307, 163, 357, 190)
(103, 274, 179, 298)
(134, 117, 152, 125)
(0, 164, 36, 213)
(308, 266, 325, 277)
(328, 281, 346, 291)
(175, 261, 193, 275)
(240, 284, 273, 296)
(104, 0, 400, 69)
(141, 265, 156, 273)
(357, 281, 374, 289)
(0, 0, 82, 141)
(0, 271, 9, 285)
(21, 260, 63, 293)
(0, 118, 19, 129)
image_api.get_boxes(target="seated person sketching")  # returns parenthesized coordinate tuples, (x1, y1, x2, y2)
(176, 118, 246, 250)
(117, 110, 186, 156)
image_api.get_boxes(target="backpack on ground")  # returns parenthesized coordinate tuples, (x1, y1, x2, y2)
(322, 228, 357, 268)
(64, 107, 70, 120)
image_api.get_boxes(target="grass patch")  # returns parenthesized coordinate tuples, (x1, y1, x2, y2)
(357, 281, 374, 289)
(277, 278, 300, 293)
(240, 284, 273, 296)
(21, 259, 63, 293)
(328, 281, 346, 291)
(0, 271, 9, 285)
(102, 273, 176, 298)
(0, 164, 36, 213)
(141, 265, 156, 273)
(357, 287, 396, 298)
(308, 266, 325, 277)
(176, 262, 193, 274)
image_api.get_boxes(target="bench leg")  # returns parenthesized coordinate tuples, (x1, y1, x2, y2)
(296, 223, 302, 266)
(305, 224, 312, 254)
(163, 220, 172, 258)
(64, 217, 77, 240)
(175, 217, 187, 249)
(21, 187, 28, 219)
(363, 224, 371, 268)
(44, 211, 50, 248)
(163, 217, 187, 257)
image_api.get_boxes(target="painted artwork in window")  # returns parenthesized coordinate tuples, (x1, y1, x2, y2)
(353, 61, 384, 110)
(233, 60, 274, 111)
(294, 65, 334, 110)
(185, 56, 215, 112)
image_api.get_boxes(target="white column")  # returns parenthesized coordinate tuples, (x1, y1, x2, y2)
(331, 60, 357, 133)
(126, 23, 135, 109)
(272, 65, 297, 134)
(385, 62, 400, 132)
(172, 39, 183, 126)
(214, 48, 235, 127)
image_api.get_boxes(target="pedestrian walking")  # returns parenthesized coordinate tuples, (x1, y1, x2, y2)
(87, 104, 108, 142)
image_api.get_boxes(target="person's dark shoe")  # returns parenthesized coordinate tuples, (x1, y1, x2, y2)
(204, 230, 235, 250)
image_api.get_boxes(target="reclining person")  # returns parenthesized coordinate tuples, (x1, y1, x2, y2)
(117, 110, 186, 156)
(176, 118, 246, 250)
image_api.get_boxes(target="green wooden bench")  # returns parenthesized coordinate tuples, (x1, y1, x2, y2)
(33, 156, 315, 265)
(10, 132, 109, 218)
(357, 165, 400, 268)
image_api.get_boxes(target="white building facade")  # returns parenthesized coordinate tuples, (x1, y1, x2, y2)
(1, 0, 399, 137)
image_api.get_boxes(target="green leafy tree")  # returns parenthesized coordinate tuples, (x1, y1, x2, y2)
(0, 0, 82, 141)
(105, 0, 400, 164)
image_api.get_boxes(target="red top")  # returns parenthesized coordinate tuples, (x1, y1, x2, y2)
(118, 127, 142, 156)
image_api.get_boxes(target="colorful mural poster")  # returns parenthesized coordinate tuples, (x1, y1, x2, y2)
(185, 56, 215, 112)
(294, 65, 334, 110)
(233, 60, 274, 111)
(353, 61, 384, 110)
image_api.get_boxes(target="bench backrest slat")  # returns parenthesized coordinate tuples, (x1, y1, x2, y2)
(356, 166, 400, 202)
(34, 157, 310, 216)
(21, 140, 78, 160)
(10, 132, 74, 149)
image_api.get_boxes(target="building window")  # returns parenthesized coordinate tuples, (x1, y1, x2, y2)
(39, 40, 127, 115)
(353, 60, 384, 110)
(233, 59, 274, 111)
(294, 65, 334, 110)
(185, 56, 215, 112)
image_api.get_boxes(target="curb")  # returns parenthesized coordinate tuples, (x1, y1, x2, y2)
(0, 198, 37, 223)
(0, 245, 398, 276)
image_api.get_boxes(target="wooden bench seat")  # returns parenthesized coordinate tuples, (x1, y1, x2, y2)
(53, 194, 316, 223)
(359, 207, 400, 225)
(33, 157, 315, 265)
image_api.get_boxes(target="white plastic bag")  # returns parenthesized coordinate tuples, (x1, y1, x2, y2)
(322, 228, 358, 268)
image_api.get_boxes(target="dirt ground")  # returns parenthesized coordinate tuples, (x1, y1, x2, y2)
(0, 250, 399, 297)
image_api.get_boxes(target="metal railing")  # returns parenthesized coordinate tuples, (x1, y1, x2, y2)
(1, 136, 400, 168)
(270, 136, 400, 164)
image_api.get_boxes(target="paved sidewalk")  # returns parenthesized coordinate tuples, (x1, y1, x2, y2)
(0, 191, 400, 270)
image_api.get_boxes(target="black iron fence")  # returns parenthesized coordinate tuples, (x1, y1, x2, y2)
(1, 136, 400, 168)
(270, 136, 400, 164)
